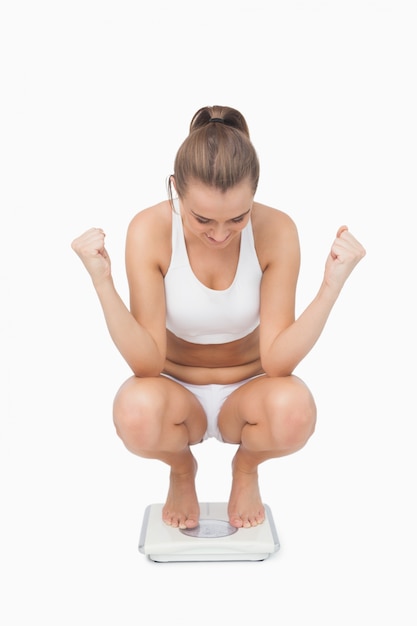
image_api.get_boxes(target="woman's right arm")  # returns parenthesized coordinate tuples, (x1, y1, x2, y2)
(71, 215, 167, 377)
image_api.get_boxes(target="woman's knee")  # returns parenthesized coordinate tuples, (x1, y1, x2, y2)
(113, 377, 165, 449)
(265, 378, 317, 451)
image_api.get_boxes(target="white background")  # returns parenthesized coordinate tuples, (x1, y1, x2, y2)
(1, 1, 416, 624)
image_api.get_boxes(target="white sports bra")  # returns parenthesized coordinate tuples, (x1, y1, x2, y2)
(164, 210, 262, 344)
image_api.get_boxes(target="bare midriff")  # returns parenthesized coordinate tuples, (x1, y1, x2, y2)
(163, 327, 264, 384)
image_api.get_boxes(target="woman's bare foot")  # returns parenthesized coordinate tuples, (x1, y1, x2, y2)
(228, 450, 265, 528)
(162, 454, 200, 529)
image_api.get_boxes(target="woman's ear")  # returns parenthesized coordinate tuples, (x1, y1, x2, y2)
(169, 175, 177, 194)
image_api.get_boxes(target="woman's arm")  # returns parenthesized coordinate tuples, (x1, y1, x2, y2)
(71, 211, 168, 377)
(259, 215, 366, 377)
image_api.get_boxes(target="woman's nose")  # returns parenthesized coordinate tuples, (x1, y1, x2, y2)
(208, 225, 230, 242)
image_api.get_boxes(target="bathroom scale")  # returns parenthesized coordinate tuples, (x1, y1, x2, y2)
(139, 502, 280, 562)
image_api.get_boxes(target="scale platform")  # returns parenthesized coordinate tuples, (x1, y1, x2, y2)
(139, 502, 280, 562)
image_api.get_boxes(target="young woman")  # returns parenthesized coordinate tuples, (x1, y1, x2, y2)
(71, 105, 366, 530)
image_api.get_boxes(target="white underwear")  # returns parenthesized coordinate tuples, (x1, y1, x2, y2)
(162, 373, 264, 441)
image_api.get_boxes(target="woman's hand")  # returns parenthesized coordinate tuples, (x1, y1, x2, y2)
(71, 228, 111, 286)
(324, 226, 366, 293)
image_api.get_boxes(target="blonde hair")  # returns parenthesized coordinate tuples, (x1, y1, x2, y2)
(170, 106, 260, 201)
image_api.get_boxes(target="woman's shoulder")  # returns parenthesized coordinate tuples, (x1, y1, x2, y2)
(252, 202, 298, 239)
(252, 202, 299, 268)
(126, 200, 172, 270)
(128, 200, 172, 236)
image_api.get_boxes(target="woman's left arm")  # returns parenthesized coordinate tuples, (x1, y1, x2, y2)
(260, 219, 366, 377)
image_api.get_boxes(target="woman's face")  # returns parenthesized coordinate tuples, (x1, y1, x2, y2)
(178, 178, 254, 249)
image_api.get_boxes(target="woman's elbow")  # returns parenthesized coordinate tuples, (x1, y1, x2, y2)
(130, 356, 165, 378)
(260, 354, 294, 378)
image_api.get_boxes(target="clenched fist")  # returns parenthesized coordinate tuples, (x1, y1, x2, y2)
(71, 228, 112, 286)
(324, 226, 366, 293)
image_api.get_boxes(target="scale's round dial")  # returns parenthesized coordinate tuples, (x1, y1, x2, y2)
(180, 519, 238, 538)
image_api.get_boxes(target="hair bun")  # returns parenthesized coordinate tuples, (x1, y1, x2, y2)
(190, 106, 250, 138)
